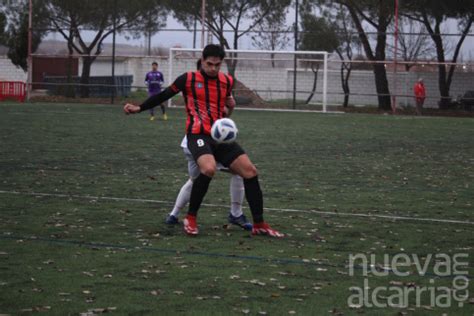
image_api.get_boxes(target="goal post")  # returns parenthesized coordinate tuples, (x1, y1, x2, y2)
(168, 48, 329, 112)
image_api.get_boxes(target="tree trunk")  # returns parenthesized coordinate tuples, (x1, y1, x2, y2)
(373, 15, 391, 110)
(66, 39, 75, 98)
(341, 62, 352, 107)
(429, 18, 450, 109)
(80, 56, 93, 98)
(373, 63, 391, 110)
(305, 64, 319, 104)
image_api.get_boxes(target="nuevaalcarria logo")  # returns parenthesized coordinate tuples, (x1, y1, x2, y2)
(347, 253, 469, 308)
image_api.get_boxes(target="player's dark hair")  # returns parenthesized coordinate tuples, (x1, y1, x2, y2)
(152, 61, 158, 66)
(196, 59, 201, 70)
(202, 44, 225, 60)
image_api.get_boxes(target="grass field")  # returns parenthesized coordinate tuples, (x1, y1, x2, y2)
(0, 102, 473, 315)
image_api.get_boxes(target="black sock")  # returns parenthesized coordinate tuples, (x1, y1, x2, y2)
(244, 176, 264, 223)
(161, 105, 166, 114)
(188, 173, 212, 216)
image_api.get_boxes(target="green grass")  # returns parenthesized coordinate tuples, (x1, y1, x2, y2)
(0, 102, 473, 315)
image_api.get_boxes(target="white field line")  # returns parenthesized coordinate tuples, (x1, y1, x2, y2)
(0, 190, 472, 225)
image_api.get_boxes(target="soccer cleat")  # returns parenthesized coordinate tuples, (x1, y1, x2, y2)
(163, 113, 168, 121)
(150, 116, 155, 121)
(165, 214, 179, 225)
(252, 222, 284, 238)
(228, 213, 252, 231)
(183, 214, 198, 235)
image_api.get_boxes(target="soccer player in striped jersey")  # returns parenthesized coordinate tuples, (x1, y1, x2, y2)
(166, 59, 251, 230)
(124, 44, 283, 238)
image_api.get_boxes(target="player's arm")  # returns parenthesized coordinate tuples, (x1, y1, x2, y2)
(159, 72, 165, 84)
(225, 95, 236, 117)
(224, 74, 235, 117)
(124, 73, 186, 114)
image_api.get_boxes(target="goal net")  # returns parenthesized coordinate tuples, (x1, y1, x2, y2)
(168, 48, 329, 112)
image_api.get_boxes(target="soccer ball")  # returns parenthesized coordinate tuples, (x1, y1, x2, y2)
(211, 118, 238, 143)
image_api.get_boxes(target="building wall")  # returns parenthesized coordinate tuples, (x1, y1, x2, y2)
(0, 56, 27, 82)
(4, 53, 471, 108)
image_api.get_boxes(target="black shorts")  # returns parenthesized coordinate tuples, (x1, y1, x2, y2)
(187, 134, 245, 167)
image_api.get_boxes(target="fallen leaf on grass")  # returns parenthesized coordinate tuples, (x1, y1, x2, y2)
(21, 306, 51, 312)
(86, 297, 95, 303)
(173, 291, 184, 295)
(241, 309, 250, 314)
(80, 307, 117, 315)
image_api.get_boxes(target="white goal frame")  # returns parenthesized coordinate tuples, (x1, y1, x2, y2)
(168, 48, 329, 112)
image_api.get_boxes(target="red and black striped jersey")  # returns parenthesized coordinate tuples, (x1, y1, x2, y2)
(170, 70, 234, 135)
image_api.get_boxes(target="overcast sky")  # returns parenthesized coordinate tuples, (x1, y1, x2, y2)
(46, 9, 473, 61)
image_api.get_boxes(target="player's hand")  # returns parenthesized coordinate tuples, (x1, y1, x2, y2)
(226, 96, 236, 109)
(123, 103, 141, 115)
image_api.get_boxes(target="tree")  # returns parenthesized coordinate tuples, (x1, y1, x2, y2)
(299, 13, 339, 104)
(170, 0, 291, 75)
(387, 18, 435, 71)
(316, 0, 394, 110)
(142, 8, 167, 55)
(0, 10, 6, 45)
(38, 0, 167, 97)
(250, 8, 291, 67)
(1, 1, 49, 71)
(403, 0, 473, 109)
(321, 3, 360, 107)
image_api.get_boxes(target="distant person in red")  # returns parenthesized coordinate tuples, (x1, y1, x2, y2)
(413, 78, 426, 115)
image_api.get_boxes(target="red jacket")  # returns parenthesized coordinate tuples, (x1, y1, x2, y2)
(414, 82, 426, 99)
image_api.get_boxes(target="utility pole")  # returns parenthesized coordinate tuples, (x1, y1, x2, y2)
(27, 0, 33, 101)
(292, 0, 299, 109)
(391, 0, 399, 114)
(201, 0, 206, 48)
(111, 0, 117, 104)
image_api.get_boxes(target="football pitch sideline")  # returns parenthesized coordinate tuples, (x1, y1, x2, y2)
(0, 103, 473, 315)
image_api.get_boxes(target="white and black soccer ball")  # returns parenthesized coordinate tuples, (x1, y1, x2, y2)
(211, 118, 238, 143)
